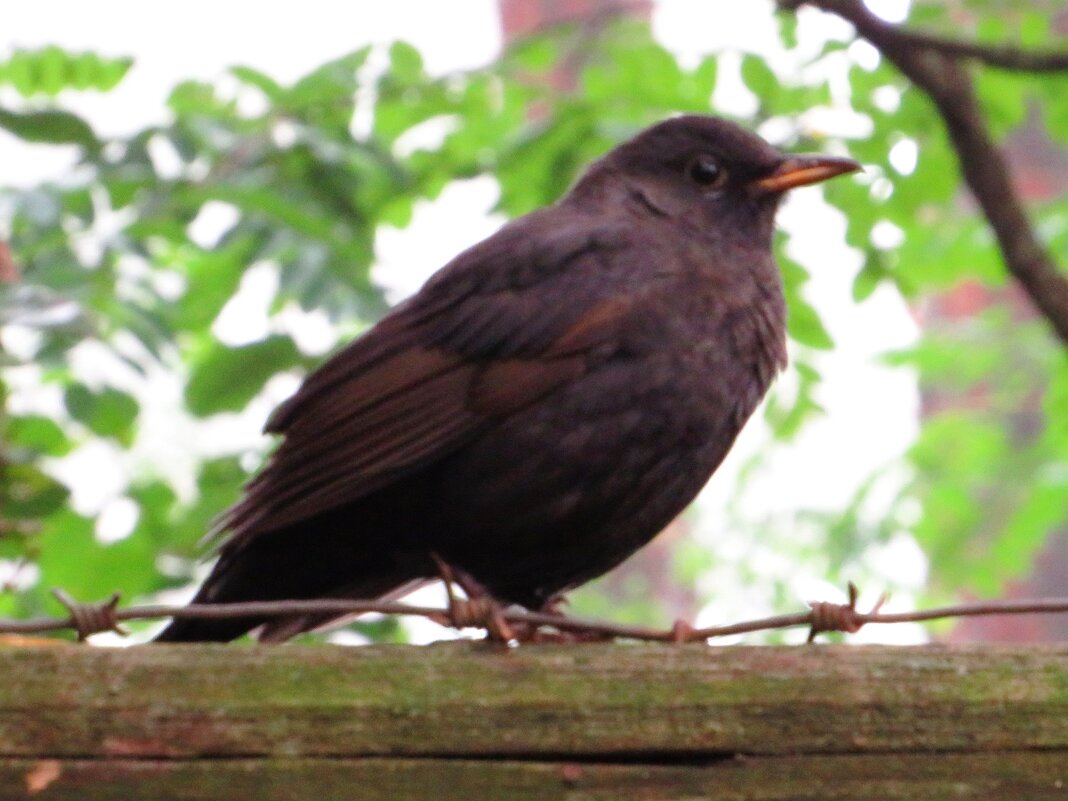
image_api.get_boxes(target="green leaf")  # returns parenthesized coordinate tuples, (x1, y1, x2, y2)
(63, 384, 139, 444)
(60, 186, 94, 223)
(148, 457, 247, 557)
(184, 335, 303, 417)
(504, 35, 558, 72)
(230, 65, 285, 102)
(1042, 358, 1068, 429)
(379, 195, 415, 228)
(583, 39, 683, 112)
(764, 360, 825, 441)
(1018, 11, 1051, 47)
(167, 79, 234, 118)
(852, 251, 886, 302)
(177, 184, 340, 248)
(740, 54, 777, 104)
(388, 41, 425, 84)
(286, 47, 370, 128)
(975, 71, 1029, 138)
(0, 106, 99, 151)
(6, 415, 74, 457)
(0, 47, 131, 97)
(165, 239, 254, 332)
(35, 508, 165, 606)
(29, 45, 65, 96)
(777, 11, 799, 49)
(2, 463, 70, 519)
(787, 296, 834, 350)
(908, 4, 948, 26)
(993, 482, 1068, 577)
(69, 51, 133, 92)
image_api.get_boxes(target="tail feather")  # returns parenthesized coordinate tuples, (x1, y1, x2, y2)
(154, 609, 265, 643)
(255, 578, 430, 642)
(154, 571, 422, 643)
(153, 522, 424, 643)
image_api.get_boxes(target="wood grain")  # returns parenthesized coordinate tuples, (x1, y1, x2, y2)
(1, 643, 1066, 799)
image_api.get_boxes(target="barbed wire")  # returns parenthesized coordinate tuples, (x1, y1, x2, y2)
(0, 583, 1066, 644)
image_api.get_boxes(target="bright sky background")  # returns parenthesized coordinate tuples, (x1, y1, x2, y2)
(3, 0, 926, 644)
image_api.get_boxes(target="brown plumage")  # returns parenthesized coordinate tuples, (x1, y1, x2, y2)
(156, 115, 858, 642)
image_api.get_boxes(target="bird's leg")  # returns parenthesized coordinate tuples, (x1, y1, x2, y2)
(536, 591, 570, 617)
(521, 591, 617, 644)
(430, 553, 516, 643)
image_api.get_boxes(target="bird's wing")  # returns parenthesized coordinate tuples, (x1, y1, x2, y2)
(222, 213, 634, 541)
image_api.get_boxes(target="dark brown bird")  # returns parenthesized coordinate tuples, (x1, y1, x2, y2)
(156, 115, 858, 642)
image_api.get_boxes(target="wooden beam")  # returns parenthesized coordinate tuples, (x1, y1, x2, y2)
(2, 643, 1067, 799)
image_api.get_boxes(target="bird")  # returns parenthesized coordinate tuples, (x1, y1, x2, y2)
(155, 114, 859, 642)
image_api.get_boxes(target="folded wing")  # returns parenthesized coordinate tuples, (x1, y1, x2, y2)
(221, 214, 633, 547)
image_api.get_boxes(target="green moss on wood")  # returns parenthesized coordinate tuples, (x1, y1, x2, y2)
(3, 754, 1067, 801)
(0, 643, 1066, 760)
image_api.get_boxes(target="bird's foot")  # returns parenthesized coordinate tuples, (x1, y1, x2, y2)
(430, 554, 516, 643)
(502, 593, 611, 643)
(536, 592, 570, 617)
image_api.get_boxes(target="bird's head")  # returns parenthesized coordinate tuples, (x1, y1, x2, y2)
(574, 115, 860, 249)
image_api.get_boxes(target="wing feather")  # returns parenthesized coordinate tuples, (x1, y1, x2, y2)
(221, 215, 637, 546)
(226, 357, 476, 535)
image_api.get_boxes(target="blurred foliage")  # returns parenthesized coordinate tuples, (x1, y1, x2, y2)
(0, 2, 1066, 640)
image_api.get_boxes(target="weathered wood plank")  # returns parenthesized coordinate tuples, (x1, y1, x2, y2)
(3, 754, 1067, 801)
(3, 643, 1067, 798)
(3, 643, 1068, 760)
(2, 642, 1067, 762)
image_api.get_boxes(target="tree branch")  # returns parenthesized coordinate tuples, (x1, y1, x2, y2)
(776, 0, 1068, 72)
(784, 0, 1068, 346)
(891, 30, 1068, 73)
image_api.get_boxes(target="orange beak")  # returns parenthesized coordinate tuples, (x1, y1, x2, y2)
(753, 154, 861, 193)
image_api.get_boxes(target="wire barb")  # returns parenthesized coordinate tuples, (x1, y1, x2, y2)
(1, 585, 1065, 644)
(50, 589, 129, 641)
(446, 596, 498, 629)
(430, 553, 516, 642)
(807, 582, 889, 643)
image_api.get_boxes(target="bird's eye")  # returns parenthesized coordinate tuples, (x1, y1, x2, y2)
(687, 156, 728, 189)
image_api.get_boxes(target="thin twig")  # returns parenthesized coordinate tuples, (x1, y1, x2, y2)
(782, 0, 1068, 347)
(2, 587, 1067, 643)
(776, 0, 1068, 72)
(892, 31, 1068, 73)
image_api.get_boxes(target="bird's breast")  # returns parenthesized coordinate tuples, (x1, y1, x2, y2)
(430, 279, 786, 604)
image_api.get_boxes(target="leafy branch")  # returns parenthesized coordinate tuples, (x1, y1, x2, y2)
(882, 29, 1068, 72)
(781, 0, 1068, 346)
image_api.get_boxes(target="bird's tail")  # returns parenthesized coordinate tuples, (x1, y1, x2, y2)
(153, 524, 425, 643)
(153, 572, 425, 643)
(154, 581, 425, 643)
(153, 599, 263, 643)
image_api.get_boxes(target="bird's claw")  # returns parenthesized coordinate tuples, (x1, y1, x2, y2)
(537, 592, 571, 617)
(431, 553, 516, 643)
